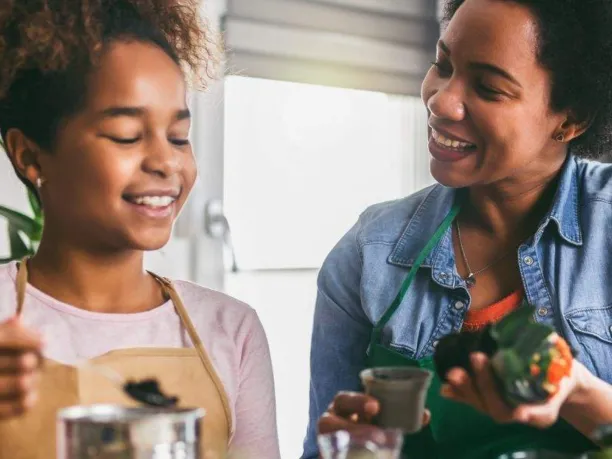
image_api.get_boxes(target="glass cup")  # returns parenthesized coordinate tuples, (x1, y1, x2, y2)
(360, 367, 432, 433)
(318, 429, 404, 459)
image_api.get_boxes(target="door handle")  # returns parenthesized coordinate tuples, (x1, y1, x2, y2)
(203, 199, 238, 273)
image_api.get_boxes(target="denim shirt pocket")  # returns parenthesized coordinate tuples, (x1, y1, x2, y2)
(565, 305, 612, 383)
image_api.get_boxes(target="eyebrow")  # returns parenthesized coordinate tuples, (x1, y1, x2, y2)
(437, 40, 523, 89)
(469, 63, 522, 89)
(439, 40, 451, 56)
(99, 106, 191, 121)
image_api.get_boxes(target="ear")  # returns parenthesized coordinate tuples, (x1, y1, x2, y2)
(5, 128, 43, 187)
(557, 111, 593, 143)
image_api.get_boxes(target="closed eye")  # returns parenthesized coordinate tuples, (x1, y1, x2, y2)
(431, 60, 452, 78)
(476, 83, 505, 100)
(170, 138, 190, 146)
(107, 136, 140, 145)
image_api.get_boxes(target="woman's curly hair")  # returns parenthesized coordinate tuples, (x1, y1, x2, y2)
(0, 0, 218, 197)
(443, 0, 612, 159)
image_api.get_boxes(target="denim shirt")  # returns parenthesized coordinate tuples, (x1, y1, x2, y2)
(301, 155, 612, 458)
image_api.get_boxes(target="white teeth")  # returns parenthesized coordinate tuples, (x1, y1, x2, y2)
(432, 130, 475, 151)
(132, 196, 175, 207)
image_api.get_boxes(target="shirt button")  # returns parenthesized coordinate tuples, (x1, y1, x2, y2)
(537, 307, 548, 317)
(454, 301, 466, 310)
(433, 340, 439, 348)
(523, 256, 534, 266)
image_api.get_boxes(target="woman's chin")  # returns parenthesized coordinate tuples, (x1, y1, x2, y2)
(430, 159, 475, 189)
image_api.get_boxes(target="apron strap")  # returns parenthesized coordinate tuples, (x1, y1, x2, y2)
(149, 272, 233, 429)
(14, 260, 232, 432)
(15, 258, 29, 317)
(370, 201, 462, 348)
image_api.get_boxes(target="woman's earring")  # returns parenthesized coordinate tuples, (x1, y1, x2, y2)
(555, 133, 565, 142)
(35, 177, 45, 189)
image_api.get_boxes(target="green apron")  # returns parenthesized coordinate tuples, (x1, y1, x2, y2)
(366, 202, 595, 459)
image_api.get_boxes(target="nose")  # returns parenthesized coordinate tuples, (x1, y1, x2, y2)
(142, 137, 181, 178)
(426, 80, 466, 122)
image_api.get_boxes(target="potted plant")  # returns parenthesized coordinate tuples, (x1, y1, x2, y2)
(0, 140, 43, 263)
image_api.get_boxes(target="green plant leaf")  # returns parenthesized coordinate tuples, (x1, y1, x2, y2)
(514, 324, 555, 358)
(8, 223, 33, 261)
(492, 349, 525, 381)
(27, 189, 43, 222)
(491, 305, 535, 346)
(0, 205, 42, 238)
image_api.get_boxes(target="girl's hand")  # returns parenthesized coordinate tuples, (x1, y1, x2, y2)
(441, 352, 578, 428)
(0, 318, 42, 419)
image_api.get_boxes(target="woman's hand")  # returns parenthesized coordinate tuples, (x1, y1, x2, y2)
(0, 318, 42, 419)
(318, 391, 431, 435)
(441, 352, 579, 428)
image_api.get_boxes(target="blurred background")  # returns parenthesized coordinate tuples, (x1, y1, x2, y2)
(0, 1, 441, 457)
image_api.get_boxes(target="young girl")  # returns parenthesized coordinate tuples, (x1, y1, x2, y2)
(0, 1, 280, 458)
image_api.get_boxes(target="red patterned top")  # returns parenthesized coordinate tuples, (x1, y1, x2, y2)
(462, 290, 523, 332)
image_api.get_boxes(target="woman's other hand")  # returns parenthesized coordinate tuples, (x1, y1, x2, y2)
(441, 352, 579, 429)
(0, 318, 42, 419)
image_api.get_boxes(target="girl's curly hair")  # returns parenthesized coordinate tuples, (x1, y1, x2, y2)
(0, 0, 217, 96)
(0, 0, 218, 197)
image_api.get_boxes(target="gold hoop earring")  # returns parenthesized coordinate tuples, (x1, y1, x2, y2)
(555, 133, 565, 142)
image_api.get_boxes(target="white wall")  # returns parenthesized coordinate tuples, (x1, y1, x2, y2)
(226, 271, 317, 458)
(0, 151, 31, 259)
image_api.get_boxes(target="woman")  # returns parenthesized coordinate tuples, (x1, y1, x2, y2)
(302, 0, 612, 458)
(0, 1, 280, 458)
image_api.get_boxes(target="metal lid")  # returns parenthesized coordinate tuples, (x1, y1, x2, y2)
(58, 405, 206, 447)
(58, 404, 204, 424)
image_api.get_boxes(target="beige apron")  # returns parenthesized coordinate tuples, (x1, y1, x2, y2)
(0, 261, 232, 459)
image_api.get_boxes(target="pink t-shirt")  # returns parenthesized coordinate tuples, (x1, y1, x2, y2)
(0, 261, 280, 459)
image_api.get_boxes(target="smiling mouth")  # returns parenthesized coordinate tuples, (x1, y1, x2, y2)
(432, 129, 477, 152)
(123, 195, 177, 208)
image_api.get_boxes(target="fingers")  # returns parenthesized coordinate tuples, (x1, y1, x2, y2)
(318, 412, 382, 435)
(444, 367, 486, 412)
(0, 319, 43, 419)
(422, 408, 431, 426)
(0, 352, 40, 374)
(442, 352, 570, 429)
(0, 371, 38, 397)
(511, 375, 572, 428)
(0, 371, 39, 419)
(332, 391, 380, 423)
(0, 319, 42, 352)
(469, 353, 515, 423)
(318, 391, 381, 438)
(0, 390, 38, 419)
(443, 353, 515, 422)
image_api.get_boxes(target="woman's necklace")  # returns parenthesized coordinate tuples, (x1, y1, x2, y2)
(455, 220, 516, 289)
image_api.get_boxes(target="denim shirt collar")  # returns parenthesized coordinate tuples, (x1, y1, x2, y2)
(537, 155, 583, 247)
(388, 155, 583, 287)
